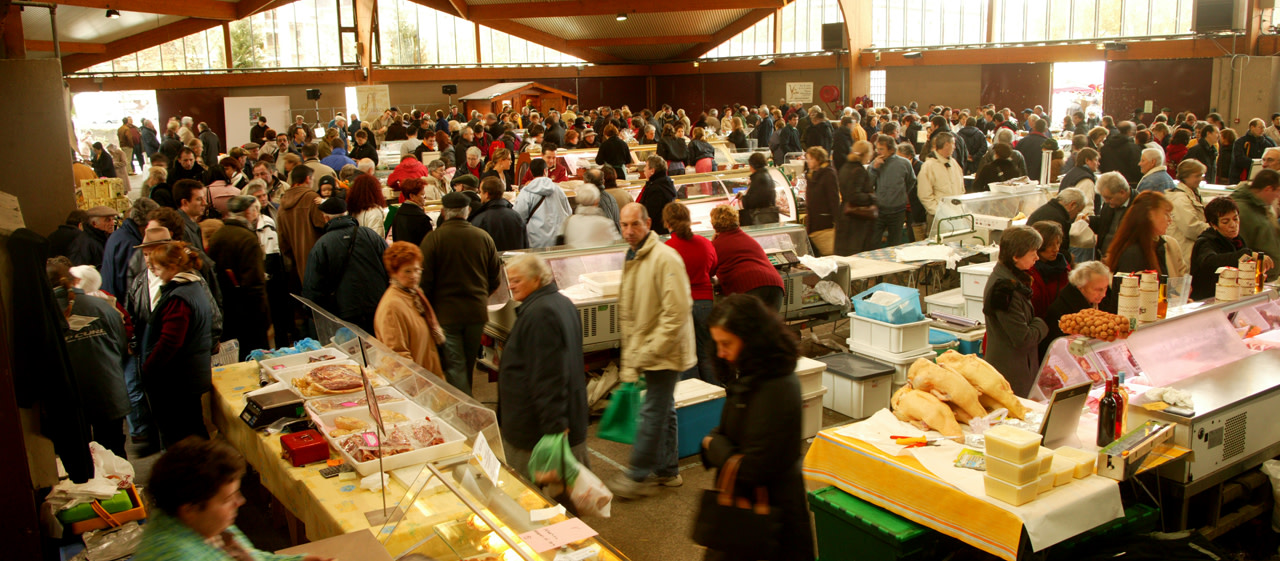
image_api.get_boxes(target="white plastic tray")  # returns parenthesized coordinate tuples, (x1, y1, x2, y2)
(273, 360, 388, 401)
(331, 418, 469, 476)
(304, 386, 408, 416)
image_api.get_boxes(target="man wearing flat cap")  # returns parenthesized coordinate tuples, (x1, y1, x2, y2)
(68, 206, 119, 267)
(301, 195, 388, 334)
(450, 174, 483, 215)
(208, 196, 270, 359)
(418, 191, 501, 395)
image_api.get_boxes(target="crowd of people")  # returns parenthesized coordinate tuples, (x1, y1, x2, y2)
(48, 97, 1280, 561)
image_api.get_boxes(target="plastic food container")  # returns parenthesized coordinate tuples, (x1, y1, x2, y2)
(1050, 455, 1076, 486)
(984, 474, 1037, 506)
(963, 296, 985, 322)
(847, 343, 936, 386)
(273, 361, 387, 401)
(928, 329, 959, 356)
(1054, 447, 1097, 479)
(983, 425, 1043, 464)
(958, 261, 998, 298)
(801, 386, 828, 439)
(1037, 447, 1054, 475)
(1037, 472, 1055, 495)
(848, 314, 931, 354)
(816, 352, 894, 420)
(796, 356, 827, 395)
(580, 270, 622, 297)
(985, 453, 1041, 486)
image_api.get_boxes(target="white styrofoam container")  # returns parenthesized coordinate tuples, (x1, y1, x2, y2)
(795, 356, 826, 395)
(821, 367, 892, 420)
(802, 386, 828, 439)
(311, 399, 433, 436)
(305, 386, 408, 416)
(580, 270, 622, 297)
(924, 287, 966, 317)
(959, 261, 998, 298)
(847, 343, 936, 385)
(273, 360, 388, 401)
(674, 378, 727, 408)
(963, 296, 986, 321)
(848, 313, 931, 354)
(258, 349, 349, 374)
(333, 418, 468, 476)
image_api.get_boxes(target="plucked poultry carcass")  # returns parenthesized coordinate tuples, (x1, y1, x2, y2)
(906, 358, 987, 422)
(891, 384, 962, 439)
(935, 350, 1028, 420)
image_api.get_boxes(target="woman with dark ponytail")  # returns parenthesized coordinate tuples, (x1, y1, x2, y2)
(141, 242, 216, 449)
(696, 294, 814, 561)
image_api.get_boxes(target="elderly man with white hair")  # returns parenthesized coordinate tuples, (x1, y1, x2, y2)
(1136, 147, 1175, 193)
(497, 253, 590, 478)
(561, 183, 621, 249)
(1027, 187, 1086, 261)
(1042, 260, 1113, 357)
(1088, 171, 1134, 260)
(356, 158, 376, 176)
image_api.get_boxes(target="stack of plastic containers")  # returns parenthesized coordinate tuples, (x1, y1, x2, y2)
(981, 425, 1050, 507)
(847, 314, 934, 395)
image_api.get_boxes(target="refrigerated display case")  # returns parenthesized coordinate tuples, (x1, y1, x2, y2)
(927, 187, 1053, 245)
(292, 297, 628, 561)
(1032, 290, 1280, 530)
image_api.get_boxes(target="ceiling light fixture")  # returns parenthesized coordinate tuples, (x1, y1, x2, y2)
(758, 58, 775, 67)
(902, 51, 923, 59)
(616, 13, 628, 21)
(105, 8, 121, 18)
(693, 61, 699, 68)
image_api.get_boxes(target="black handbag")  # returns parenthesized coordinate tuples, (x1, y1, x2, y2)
(749, 206, 781, 226)
(691, 455, 781, 557)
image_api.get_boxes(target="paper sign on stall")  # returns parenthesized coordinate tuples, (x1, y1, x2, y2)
(785, 82, 813, 104)
(518, 518, 598, 552)
(472, 431, 501, 483)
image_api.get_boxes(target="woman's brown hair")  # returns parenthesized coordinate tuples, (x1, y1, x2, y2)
(1104, 191, 1173, 273)
(149, 241, 204, 272)
(663, 201, 694, 240)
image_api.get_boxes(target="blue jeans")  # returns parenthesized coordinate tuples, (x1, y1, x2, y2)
(442, 323, 484, 396)
(123, 354, 153, 438)
(627, 369, 679, 481)
(682, 300, 718, 384)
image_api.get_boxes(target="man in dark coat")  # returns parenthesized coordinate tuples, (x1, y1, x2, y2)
(831, 116, 855, 171)
(100, 198, 157, 297)
(754, 107, 774, 151)
(498, 254, 590, 477)
(777, 114, 803, 160)
(140, 119, 161, 160)
(207, 196, 271, 360)
(48, 210, 87, 258)
(68, 206, 118, 267)
(470, 176, 528, 251)
(1099, 122, 1143, 184)
(803, 110, 834, 152)
(956, 117, 989, 174)
(301, 197, 389, 335)
(1026, 187, 1085, 262)
(1088, 172, 1135, 261)
(197, 123, 221, 170)
(636, 156, 677, 236)
(420, 192, 502, 396)
(1015, 119, 1054, 181)
(250, 116, 269, 146)
(1230, 118, 1277, 183)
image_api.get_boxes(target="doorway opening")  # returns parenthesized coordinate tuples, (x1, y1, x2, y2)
(71, 90, 159, 162)
(1050, 61, 1105, 134)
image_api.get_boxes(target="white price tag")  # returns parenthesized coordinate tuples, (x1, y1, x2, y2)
(472, 431, 502, 484)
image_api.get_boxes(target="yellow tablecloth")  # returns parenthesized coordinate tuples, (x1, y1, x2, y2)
(803, 429, 1024, 561)
(211, 361, 409, 541)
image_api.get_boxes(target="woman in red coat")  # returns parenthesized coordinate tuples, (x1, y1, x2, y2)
(1027, 220, 1071, 319)
(709, 205, 785, 312)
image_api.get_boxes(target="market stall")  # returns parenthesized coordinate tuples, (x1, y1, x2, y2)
(211, 298, 626, 560)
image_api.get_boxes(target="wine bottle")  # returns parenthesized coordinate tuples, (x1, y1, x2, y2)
(1097, 376, 1120, 447)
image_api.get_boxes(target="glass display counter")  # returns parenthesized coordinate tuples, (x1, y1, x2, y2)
(928, 187, 1052, 245)
(294, 297, 627, 561)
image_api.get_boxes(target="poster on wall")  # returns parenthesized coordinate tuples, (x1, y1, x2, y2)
(223, 96, 291, 149)
(355, 85, 391, 123)
(786, 82, 814, 104)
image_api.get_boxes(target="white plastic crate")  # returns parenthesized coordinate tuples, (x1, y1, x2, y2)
(795, 356, 826, 394)
(580, 270, 622, 297)
(924, 287, 966, 317)
(848, 313, 931, 354)
(847, 343, 936, 385)
(802, 386, 828, 439)
(963, 296, 986, 321)
(959, 261, 997, 298)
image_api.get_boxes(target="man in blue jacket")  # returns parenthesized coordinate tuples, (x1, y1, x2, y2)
(302, 196, 388, 334)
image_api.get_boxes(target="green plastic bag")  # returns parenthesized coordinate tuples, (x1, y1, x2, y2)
(597, 381, 641, 444)
(528, 432, 580, 485)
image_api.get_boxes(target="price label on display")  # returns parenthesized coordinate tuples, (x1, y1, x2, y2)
(472, 431, 502, 484)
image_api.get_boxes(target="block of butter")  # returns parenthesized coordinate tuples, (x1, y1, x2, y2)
(983, 425, 1043, 464)
(1054, 447, 1097, 479)
(1050, 455, 1075, 486)
(1036, 447, 1054, 475)
(1037, 472, 1055, 494)
(984, 474, 1037, 506)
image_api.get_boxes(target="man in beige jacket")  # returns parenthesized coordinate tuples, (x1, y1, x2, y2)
(917, 132, 966, 230)
(610, 203, 696, 499)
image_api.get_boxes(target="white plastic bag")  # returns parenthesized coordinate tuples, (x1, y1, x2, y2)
(568, 465, 613, 518)
(1069, 219, 1096, 248)
(1262, 460, 1280, 532)
(90, 442, 134, 488)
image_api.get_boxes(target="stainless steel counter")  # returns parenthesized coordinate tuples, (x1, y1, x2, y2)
(1136, 349, 1280, 421)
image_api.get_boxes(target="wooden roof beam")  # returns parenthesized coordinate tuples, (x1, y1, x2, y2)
(26, 39, 105, 53)
(565, 35, 712, 48)
(60, 17, 224, 72)
(676, 6, 779, 60)
(51, 0, 237, 20)
(478, 19, 623, 63)
(468, 0, 785, 20)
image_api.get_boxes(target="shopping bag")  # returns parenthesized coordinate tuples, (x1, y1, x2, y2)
(528, 433, 579, 485)
(691, 455, 780, 556)
(1069, 218, 1096, 248)
(597, 382, 641, 444)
